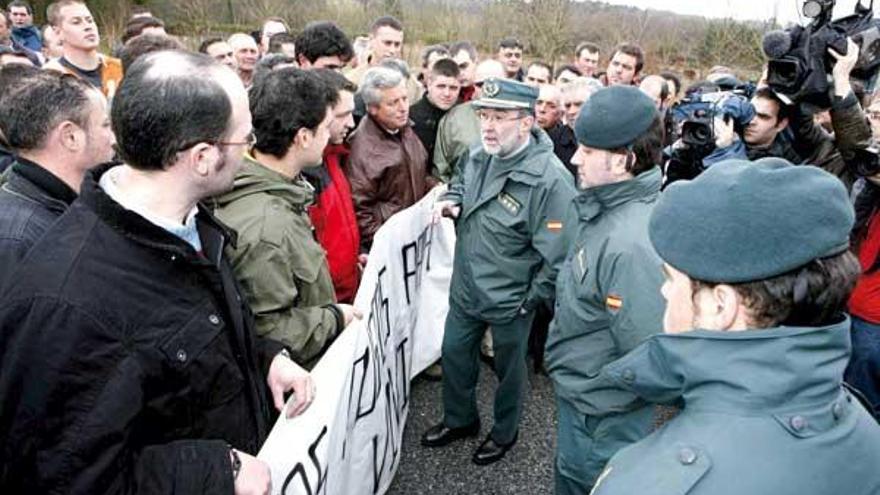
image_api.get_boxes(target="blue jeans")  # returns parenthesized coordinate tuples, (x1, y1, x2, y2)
(845, 316, 880, 417)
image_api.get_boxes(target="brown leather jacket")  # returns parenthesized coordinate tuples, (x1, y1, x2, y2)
(347, 115, 433, 252)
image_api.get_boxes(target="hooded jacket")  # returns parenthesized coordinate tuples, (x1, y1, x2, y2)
(213, 155, 343, 368)
(591, 318, 880, 495)
(443, 126, 576, 322)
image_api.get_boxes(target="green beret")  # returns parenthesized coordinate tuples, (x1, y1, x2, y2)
(649, 158, 854, 283)
(574, 85, 658, 149)
(472, 77, 538, 112)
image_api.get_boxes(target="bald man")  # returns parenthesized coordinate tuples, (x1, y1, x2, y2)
(639, 75, 669, 111)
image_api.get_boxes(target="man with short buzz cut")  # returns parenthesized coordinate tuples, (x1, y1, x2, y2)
(43, 0, 123, 98)
(345, 15, 422, 104)
(304, 69, 362, 304)
(450, 40, 478, 102)
(497, 36, 524, 81)
(432, 58, 505, 182)
(574, 41, 600, 78)
(546, 85, 666, 494)
(294, 21, 353, 70)
(0, 69, 114, 283)
(214, 68, 362, 367)
(200, 37, 236, 69)
(411, 58, 461, 170)
(228, 32, 259, 88)
(423, 77, 576, 465)
(604, 42, 643, 86)
(348, 65, 432, 252)
(0, 50, 315, 494)
(590, 158, 880, 495)
(7, 0, 40, 52)
(525, 61, 552, 87)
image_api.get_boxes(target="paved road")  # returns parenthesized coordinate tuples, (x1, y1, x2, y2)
(387, 360, 557, 495)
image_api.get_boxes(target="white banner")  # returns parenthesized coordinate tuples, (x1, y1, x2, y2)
(258, 186, 455, 495)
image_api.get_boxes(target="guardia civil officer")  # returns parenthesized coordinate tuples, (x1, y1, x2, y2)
(422, 78, 576, 465)
(544, 85, 666, 493)
(590, 158, 880, 494)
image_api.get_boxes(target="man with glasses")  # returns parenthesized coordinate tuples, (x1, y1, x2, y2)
(432, 59, 505, 182)
(422, 77, 576, 465)
(0, 50, 315, 494)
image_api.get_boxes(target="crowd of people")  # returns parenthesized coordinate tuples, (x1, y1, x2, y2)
(0, 0, 880, 493)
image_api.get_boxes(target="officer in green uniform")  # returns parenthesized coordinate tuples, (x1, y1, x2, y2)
(590, 158, 880, 494)
(544, 85, 666, 493)
(421, 77, 576, 465)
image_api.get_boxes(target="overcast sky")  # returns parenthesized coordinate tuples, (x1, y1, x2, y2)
(596, 0, 871, 25)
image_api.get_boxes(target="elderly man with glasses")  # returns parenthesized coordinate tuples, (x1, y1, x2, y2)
(422, 77, 576, 465)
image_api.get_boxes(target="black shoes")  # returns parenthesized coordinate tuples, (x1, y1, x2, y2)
(472, 432, 518, 465)
(421, 421, 480, 447)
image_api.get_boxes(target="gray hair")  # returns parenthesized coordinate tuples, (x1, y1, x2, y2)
(359, 66, 405, 106)
(561, 76, 603, 97)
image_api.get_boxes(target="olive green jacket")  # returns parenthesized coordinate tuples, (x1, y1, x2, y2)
(592, 318, 880, 495)
(443, 127, 576, 322)
(546, 167, 665, 413)
(432, 102, 480, 183)
(212, 155, 343, 368)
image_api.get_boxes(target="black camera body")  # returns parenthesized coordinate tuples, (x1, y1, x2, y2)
(852, 144, 880, 177)
(662, 88, 756, 187)
(668, 89, 756, 149)
(765, 0, 880, 108)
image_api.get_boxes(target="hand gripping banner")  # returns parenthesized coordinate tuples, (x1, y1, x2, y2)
(258, 186, 455, 495)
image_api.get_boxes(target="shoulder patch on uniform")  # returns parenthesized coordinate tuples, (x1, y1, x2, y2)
(547, 220, 563, 232)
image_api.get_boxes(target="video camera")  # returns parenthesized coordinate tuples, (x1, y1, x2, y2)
(662, 87, 756, 186)
(669, 88, 756, 149)
(763, 0, 880, 108)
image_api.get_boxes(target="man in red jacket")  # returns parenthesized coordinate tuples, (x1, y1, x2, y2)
(304, 69, 362, 303)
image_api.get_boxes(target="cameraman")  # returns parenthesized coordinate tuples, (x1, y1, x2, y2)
(707, 39, 871, 188)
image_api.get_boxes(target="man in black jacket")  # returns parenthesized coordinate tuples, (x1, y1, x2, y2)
(410, 58, 461, 171)
(0, 67, 114, 284)
(0, 50, 314, 494)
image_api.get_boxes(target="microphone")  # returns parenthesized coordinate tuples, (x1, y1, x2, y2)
(762, 30, 792, 59)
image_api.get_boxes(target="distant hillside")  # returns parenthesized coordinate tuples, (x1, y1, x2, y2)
(32, 0, 781, 78)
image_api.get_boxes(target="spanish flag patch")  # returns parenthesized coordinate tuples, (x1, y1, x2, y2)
(606, 294, 623, 311)
(547, 220, 563, 232)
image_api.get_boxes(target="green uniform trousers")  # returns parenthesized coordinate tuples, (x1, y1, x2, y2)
(554, 394, 654, 494)
(441, 301, 534, 445)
